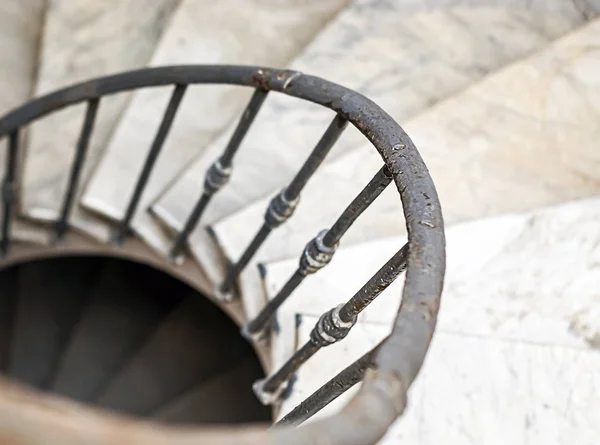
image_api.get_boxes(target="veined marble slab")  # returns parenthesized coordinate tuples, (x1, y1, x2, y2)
(80, 0, 349, 249)
(0, 0, 49, 244)
(214, 17, 600, 318)
(20, 0, 182, 240)
(278, 317, 600, 445)
(151, 0, 598, 291)
(266, 197, 600, 371)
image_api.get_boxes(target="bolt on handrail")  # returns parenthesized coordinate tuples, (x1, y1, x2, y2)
(0, 65, 445, 445)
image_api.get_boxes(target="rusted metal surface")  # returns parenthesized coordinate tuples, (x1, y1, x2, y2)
(0, 65, 445, 445)
(56, 98, 100, 240)
(276, 341, 382, 427)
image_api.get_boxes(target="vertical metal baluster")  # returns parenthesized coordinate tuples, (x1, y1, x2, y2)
(55, 98, 100, 240)
(169, 88, 269, 260)
(219, 115, 348, 299)
(1, 130, 19, 256)
(243, 165, 393, 340)
(274, 342, 382, 427)
(251, 244, 408, 404)
(115, 84, 187, 244)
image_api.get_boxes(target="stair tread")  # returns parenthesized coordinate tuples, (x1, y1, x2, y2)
(7, 258, 102, 388)
(79, 0, 348, 253)
(278, 314, 600, 444)
(19, 0, 181, 241)
(50, 260, 178, 402)
(154, 357, 269, 424)
(212, 17, 600, 319)
(150, 0, 597, 292)
(267, 196, 600, 418)
(0, 0, 49, 245)
(95, 296, 250, 416)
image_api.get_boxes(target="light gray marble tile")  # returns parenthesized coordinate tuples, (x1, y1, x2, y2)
(265, 197, 600, 410)
(0, 1, 49, 244)
(265, 197, 600, 370)
(20, 0, 182, 240)
(80, 0, 349, 251)
(151, 0, 597, 287)
(278, 317, 600, 445)
(214, 17, 600, 316)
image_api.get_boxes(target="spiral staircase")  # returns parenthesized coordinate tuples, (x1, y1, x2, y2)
(0, 1, 599, 444)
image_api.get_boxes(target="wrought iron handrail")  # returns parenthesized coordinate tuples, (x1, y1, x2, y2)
(0, 65, 445, 445)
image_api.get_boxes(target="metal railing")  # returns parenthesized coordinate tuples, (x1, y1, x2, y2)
(0, 65, 445, 445)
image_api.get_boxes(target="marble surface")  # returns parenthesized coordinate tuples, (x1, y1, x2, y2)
(279, 317, 600, 445)
(0, 0, 49, 244)
(214, 16, 600, 318)
(151, 0, 598, 290)
(20, 0, 182, 240)
(272, 197, 600, 443)
(80, 0, 348, 250)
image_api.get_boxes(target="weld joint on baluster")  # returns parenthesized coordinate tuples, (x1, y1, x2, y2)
(204, 159, 232, 195)
(299, 229, 338, 276)
(214, 283, 236, 303)
(310, 304, 357, 347)
(253, 377, 289, 405)
(264, 188, 299, 229)
(241, 321, 269, 344)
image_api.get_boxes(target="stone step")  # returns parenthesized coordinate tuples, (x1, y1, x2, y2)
(269, 196, 600, 441)
(95, 296, 254, 416)
(50, 260, 178, 403)
(278, 315, 600, 444)
(265, 196, 600, 409)
(80, 0, 348, 250)
(153, 357, 270, 424)
(19, 0, 181, 241)
(150, 0, 598, 292)
(0, 1, 50, 244)
(7, 258, 102, 389)
(213, 17, 600, 319)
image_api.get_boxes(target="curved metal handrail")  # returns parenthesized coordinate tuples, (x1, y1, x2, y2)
(0, 65, 445, 445)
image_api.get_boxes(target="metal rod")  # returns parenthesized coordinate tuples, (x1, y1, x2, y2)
(338, 243, 409, 323)
(243, 270, 304, 339)
(322, 165, 392, 248)
(255, 244, 408, 401)
(243, 165, 393, 337)
(115, 84, 187, 244)
(169, 88, 268, 259)
(220, 223, 271, 295)
(55, 98, 100, 240)
(275, 342, 382, 427)
(220, 115, 348, 295)
(285, 115, 347, 199)
(1, 130, 19, 256)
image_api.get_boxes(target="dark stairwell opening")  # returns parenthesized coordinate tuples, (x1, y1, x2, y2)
(0, 256, 271, 425)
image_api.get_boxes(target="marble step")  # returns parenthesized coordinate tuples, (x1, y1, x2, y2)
(278, 316, 600, 445)
(19, 0, 182, 241)
(212, 16, 600, 319)
(153, 357, 270, 424)
(95, 296, 253, 416)
(150, 0, 598, 293)
(264, 196, 600, 414)
(50, 260, 178, 402)
(0, 0, 51, 244)
(80, 0, 348, 249)
(7, 258, 102, 388)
